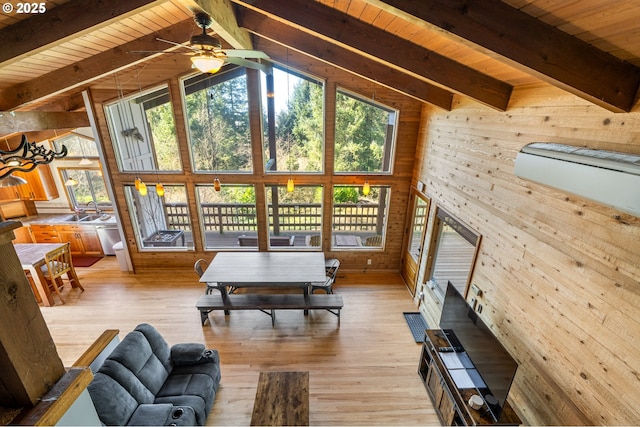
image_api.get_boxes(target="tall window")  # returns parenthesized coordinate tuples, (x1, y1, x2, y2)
(61, 168, 111, 210)
(334, 88, 397, 173)
(262, 66, 324, 173)
(426, 208, 480, 299)
(52, 132, 99, 159)
(266, 185, 323, 249)
(182, 69, 252, 173)
(124, 184, 192, 250)
(105, 84, 181, 173)
(196, 184, 257, 249)
(331, 185, 390, 249)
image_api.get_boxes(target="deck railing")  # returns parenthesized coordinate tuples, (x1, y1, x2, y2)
(164, 202, 381, 233)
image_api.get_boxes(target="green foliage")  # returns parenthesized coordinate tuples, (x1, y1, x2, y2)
(334, 92, 389, 172)
(145, 103, 181, 171)
(186, 73, 252, 172)
(333, 186, 360, 203)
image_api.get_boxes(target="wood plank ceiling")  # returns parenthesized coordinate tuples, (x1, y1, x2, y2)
(1, 0, 640, 141)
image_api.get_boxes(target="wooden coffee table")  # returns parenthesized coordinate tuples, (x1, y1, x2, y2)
(250, 371, 309, 426)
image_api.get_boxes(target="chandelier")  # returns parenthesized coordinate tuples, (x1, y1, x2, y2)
(1, 134, 68, 181)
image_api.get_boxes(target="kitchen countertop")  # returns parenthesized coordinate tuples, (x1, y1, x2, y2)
(16, 213, 117, 226)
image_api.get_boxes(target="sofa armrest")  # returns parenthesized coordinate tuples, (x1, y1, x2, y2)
(170, 343, 218, 366)
(128, 404, 197, 426)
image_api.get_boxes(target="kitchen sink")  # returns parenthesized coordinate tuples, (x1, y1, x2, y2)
(64, 214, 104, 222)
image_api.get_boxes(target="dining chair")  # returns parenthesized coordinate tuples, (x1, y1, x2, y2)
(313, 259, 340, 294)
(23, 270, 43, 303)
(41, 242, 83, 305)
(194, 258, 226, 295)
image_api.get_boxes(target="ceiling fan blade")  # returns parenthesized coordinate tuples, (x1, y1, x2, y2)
(156, 37, 196, 52)
(223, 49, 269, 59)
(128, 50, 186, 54)
(225, 57, 270, 73)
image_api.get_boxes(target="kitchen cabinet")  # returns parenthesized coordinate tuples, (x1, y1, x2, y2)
(0, 166, 59, 201)
(30, 224, 60, 243)
(55, 224, 103, 255)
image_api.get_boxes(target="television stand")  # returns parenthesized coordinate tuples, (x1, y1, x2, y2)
(418, 329, 521, 426)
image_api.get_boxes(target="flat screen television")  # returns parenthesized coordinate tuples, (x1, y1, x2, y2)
(439, 281, 518, 422)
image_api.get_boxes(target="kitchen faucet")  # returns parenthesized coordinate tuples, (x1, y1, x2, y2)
(86, 200, 102, 214)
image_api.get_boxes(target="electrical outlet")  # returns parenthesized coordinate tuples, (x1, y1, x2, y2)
(477, 304, 483, 313)
(367, 258, 372, 265)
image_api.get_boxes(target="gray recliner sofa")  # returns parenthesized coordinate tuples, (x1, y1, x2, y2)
(87, 323, 221, 426)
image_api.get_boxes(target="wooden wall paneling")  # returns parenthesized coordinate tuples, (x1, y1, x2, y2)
(415, 86, 640, 425)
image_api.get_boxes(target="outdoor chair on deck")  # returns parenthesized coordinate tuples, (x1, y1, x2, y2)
(41, 242, 83, 304)
(305, 235, 321, 247)
(364, 235, 383, 246)
(312, 259, 340, 294)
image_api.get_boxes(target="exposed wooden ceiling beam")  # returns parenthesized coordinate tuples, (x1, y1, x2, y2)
(231, 0, 512, 111)
(0, 112, 89, 135)
(369, 0, 640, 112)
(179, 0, 253, 49)
(239, 9, 453, 110)
(0, 0, 163, 67)
(0, 20, 195, 111)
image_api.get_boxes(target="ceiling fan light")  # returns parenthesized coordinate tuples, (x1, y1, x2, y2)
(191, 54, 224, 74)
(65, 177, 78, 187)
(78, 157, 94, 166)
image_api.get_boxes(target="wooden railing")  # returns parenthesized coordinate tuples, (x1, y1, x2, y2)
(164, 203, 381, 233)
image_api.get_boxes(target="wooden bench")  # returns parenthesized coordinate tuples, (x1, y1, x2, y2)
(196, 294, 344, 326)
(250, 371, 309, 426)
(238, 235, 295, 246)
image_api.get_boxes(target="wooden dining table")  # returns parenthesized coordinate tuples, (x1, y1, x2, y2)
(199, 252, 328, 299)
(14, 243, 65, 307)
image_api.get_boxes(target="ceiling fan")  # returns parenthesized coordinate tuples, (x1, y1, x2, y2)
(137, 12, 269, 74)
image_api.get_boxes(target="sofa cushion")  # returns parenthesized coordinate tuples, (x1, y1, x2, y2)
(134, 323, 173, 372)
(101, 330, 170, 398)
(156, 372, 217, 425)
(88, 372, 140, 426)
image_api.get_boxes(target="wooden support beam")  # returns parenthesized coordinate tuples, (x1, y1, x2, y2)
(0, 0, 163, 67)
(232, 0, 512, 110)
(369, 0, 640, 112)
(179, 0, 253, 49)
(0, 20, 194, 111)
(240, 9, 452, 109)
(0, 221, 65, 408)
(0, 112, 89, 135)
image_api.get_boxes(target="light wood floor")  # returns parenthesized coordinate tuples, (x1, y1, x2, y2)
(40, 256, 439, 426)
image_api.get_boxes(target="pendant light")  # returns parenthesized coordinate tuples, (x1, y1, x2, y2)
(65, 177, 78, 186)
(78, 139, 94, 166)
(0, 174, 27, 187)
(287, 177, 294, 192)
(138, 180, 148, 196)
(213, 177, 221, 192)
(155, 183, 165, 197)
(362, 180, 370, 196)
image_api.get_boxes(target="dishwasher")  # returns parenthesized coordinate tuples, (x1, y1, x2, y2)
(96, 225, 121, 255)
